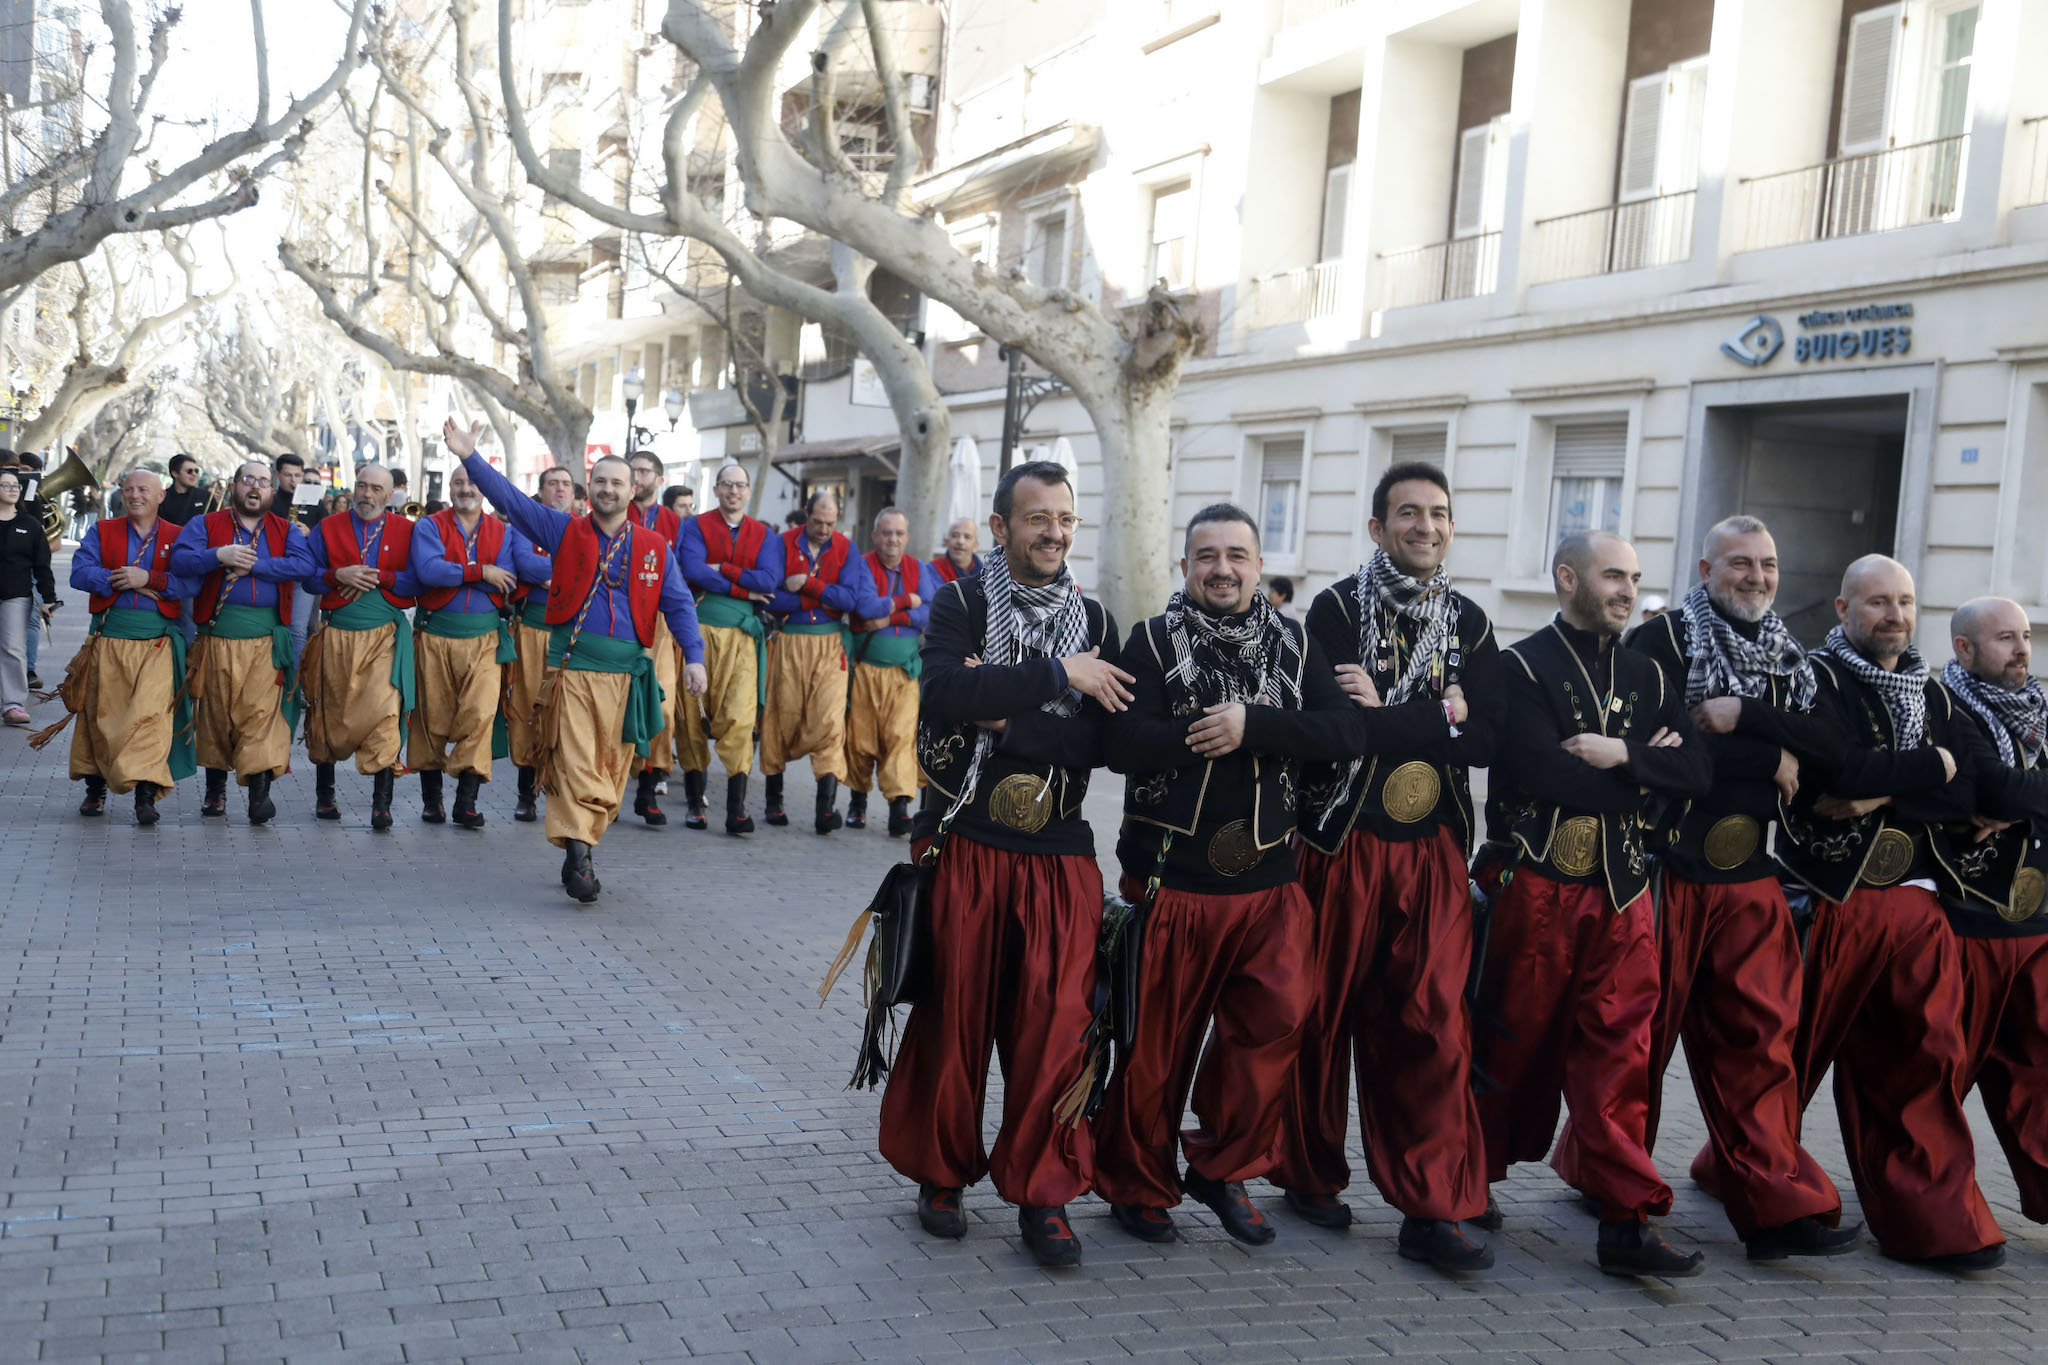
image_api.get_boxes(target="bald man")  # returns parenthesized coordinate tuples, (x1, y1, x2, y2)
(302, 464, 417, 829)
(1552, 517, 1852, 1260)
(1472, 530, 1710, 1276)
(61, 470, 198, 824)
(847, 507, 938, 837)
(506, 466, 576, 822)
(1726, 555, 2004, 1268)
(930, 518, 982, 585)
(1935, 596, 2048, 1224)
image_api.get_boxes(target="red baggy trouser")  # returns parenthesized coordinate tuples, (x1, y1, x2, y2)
(1091, 879, 1313, 1209)
(1553, 874, 1840, 1238)
(1267, 827, 1487, 1221)
(1781, 887, 2001, 1259)
(1472, 868, 1673, 1220)
(876, 833, 1102, 1208)
(1956, 932, 2048, 1225)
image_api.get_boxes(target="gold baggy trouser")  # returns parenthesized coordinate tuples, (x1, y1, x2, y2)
(69, 634, 177, 793)
(191, 634, 291, 784)
(677, 623, 757, 776)
(407, 631, 499, 779)
(305, 623, 402, 774)
(545, 668, 634, 849)
(632, 616, 678, 776)
(846, 661, 920, 800)
(505, 620, 551, 770)
(760, 630, 847, 780)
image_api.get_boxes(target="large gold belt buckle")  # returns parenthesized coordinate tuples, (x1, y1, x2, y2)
(1862, 827, 1914, 887)
(988, 773, 1051, 833)
(1380, 760, 1441, 824)
(1549, 815, 1601, 878)
(2007, 866, 2047, 923)
(1703, 815, 1760, 870)
(1207, 820, 1263, 877)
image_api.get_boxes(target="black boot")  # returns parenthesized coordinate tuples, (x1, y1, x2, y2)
(453, 773, 485, 828)
(133, 781, 159, 827)
(514, 765, 538, 822)
(370, 768, 394, 830)
(725, 772, 754, 835)
(1746, 1216, 1862, 1261)
(560, 838, 600, 902)
(845, 789, 868, 830)
(1017, 1206, 1082, 1267)
(633, 769, 667, 826)
(314, 763, 340, 820)
(887, 795, 913, 838)
(764, 772, 789, 826)
(79, 776, 107, 817)
(814, 775, 842, 835)
(1597, 1218, 1705, 1278)
(1181, 1165, 1276, 1246)
(419, 769, 446, 823)
(246, 771, 276, 826)
(682, 769, 709, 830)
(201, 768, 228, 818)
(1397, 1217, 1494, 1271)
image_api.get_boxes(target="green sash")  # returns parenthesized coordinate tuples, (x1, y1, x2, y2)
(207, 603, 301, 733)
(327, 593, 414, 720)
(520, 598, 550, 631)
(415, 606, 516, 757)
(697, 592, 767, 706)
(547, 626, 666, 756)
(855, 630, 922, 679)
(97, 607, 195, 782)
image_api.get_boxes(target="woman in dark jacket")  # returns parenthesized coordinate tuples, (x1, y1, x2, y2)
(0, 468, 56, 724)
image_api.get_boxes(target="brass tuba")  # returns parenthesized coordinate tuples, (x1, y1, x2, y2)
(37, 448, 96, 542)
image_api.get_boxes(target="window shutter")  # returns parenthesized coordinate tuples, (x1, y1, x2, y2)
(1319, 163, 1351, 263)
(1618, 74, 1665, 200)
(1840, 5, 1902, 154)
(1553, 419, 1629, 478)
(1389, 426, 1447, 465)
(1452, 125, 1492, 236)
(1260, 436, 1304, 485)
(1672, 61, 1710, 193)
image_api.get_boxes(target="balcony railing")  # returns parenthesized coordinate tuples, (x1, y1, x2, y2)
(1371, 233, 1500, 311)
(2024, 116, 2048, 208)
(1246, 260, 1346, 330)
(1528, 190, 1696, 283)
(1280, 0, 1364, 26)
(1738, 135, 1969, 252)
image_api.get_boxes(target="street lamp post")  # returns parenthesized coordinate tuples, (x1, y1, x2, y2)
(622, 367, 645, 456)
(662, 385, 685, 431)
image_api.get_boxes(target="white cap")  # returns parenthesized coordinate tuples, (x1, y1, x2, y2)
(1640, 594, 1668, 614)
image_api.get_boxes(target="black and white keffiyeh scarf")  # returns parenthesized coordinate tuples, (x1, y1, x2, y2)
(1941, 659, 2048, 768)
(1160, 588, 1302, 716)
(1320, 551, 1457, 816)
(1820, 626, 1929, 750)
(1679, 583, 1818, 711)
(947, 550, 1091, 817)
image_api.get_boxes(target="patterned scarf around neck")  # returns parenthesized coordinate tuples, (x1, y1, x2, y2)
(1820, 625, 1928, 750)
(1319, 551, 1456, 818)
(1941, 659, 2048, 768)
(1161, 588, 1301, 716)
(1679, 583, 1817, 711)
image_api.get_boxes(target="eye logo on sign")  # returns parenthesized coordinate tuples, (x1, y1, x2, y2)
(1720, 316, 1784, 368)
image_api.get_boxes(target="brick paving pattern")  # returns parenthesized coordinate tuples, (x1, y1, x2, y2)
(1, 586, 2042, 1364)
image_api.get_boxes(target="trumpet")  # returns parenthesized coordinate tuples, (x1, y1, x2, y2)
(401, 500, 424, 519)
(204, 479, 231, 513)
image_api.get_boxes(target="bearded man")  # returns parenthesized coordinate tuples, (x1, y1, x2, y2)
(1473, 530, 1711, 1278)
(846, 507, 937, 837)
(63, 470, 196, 824)
(302, 464, 416, 829)
(1095, 504, 1377, 1250)
(168, 461, 316, 823)
(930, 517, 982, 585)
(624, 449, 683, 824)
(506, 466, 575, 822)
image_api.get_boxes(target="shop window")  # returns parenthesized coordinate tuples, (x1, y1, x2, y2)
(1255, 435, 1305, 560)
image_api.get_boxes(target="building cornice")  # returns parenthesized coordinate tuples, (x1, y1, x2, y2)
(1353, 393, 1468, 414)
(1507, 377, 1658, 401)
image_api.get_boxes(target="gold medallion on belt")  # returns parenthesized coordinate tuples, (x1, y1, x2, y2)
(1862, 827, 1915, 887)
(1703, 815, 1760, 870)
(1549, 815, 1601, 878)
(2006, 866, 2047, 923)
(1207, 820, 1263, 877)
(988, 773, 1052, 833)
(1380, 761, 1441, 824)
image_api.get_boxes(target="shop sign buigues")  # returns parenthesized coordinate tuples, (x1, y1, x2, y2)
(1720, 302, 1914, 369)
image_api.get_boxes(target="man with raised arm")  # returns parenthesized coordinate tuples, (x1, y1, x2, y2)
(505, 466, 575, 823)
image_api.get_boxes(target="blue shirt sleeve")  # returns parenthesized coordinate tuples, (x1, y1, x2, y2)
(462, 452, 569, 552)
(820, 542, 869, 615)
(511, 532, 552, 586)
(659, 557, 704, 665)
(676, 518, 723, 596)
(168, 518, 214, 580)
(845, 555, 890, 623)
(734, 529, 784, 596)
(70, 524, 110, 595)
(906, 561, 937, 633)
(408, 517, 464, 591)
(254, 522, 316, 584)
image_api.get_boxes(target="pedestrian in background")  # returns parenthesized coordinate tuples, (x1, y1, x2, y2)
(0, 468, 56, 724)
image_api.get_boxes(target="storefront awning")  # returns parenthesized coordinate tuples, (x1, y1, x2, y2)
(771, 435, 901, 473)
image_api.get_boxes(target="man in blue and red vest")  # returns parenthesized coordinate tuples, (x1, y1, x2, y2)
(929, 517, 982, 586)
(762, 490, 882, 833)
(847, 507, 937, 837)
(624, 449, 684, 825)
(445, 419, 707, 902)
(168, 460, 316, 823)
(302, 464, 416, 829)
(505, 465, 574, 822)
(677, 460, 784, 833)
(63, 470, 197, 824)
(399, 462, 518, 829)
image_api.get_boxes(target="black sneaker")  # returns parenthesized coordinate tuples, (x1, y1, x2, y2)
(1018, 1205, 1082, 1266)
(1397, 1217, 1494, 1271)
(1746, 1216, 1863, 1261)
(27, 671, 41, 690)
(1181, 1166, 1275, 1246)
(1471, 1192, 1503, 1232)
(1109, 1204, 1176, 1243)
(1597, 1218, 1705, 1278)
(1281, 1189, 1352, 1230)
(916, 1183, 965, 1240)
(1903, 1243, 2007, 1272)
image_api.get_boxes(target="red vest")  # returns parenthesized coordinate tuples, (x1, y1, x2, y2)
(419, 508, 508, 611)
(782, 527, 853, 616)
(929, 553, 979, 585)
(544, 516, 666, 645)
(856, 552, 918, 634)
(89, 517, 181, 618)
(695, 509, 770, 595)
(193, 510, 295, 625)
(637, 502, 682, 546)
(317, 511, 416, 611)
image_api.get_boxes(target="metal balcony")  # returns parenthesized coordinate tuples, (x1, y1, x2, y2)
(1738, 135, 1969, 252)
(1371, 233, 1500, 311)
(1528, 190, 1697, 284)
(1245, 260, 1347, 330)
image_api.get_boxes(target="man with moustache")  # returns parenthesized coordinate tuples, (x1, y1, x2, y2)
(169, 461, 316, 823)
(1550, 517, 1854, 1261)
(444, 421, 707, 902)
(677, 461, 784, 833)
(506, 466, 576, 822)
(1712, 555, 2004, 1268)
(624, 450, 683, 825)
(760, 490, 875, 833)
(1474, 530, 1711, 1277)
(1269, 462, 1498, 1270)
(880, 460, 1135, 1267)
(1937, 596, 2048, 1226)
(302, 464, 416, 829)
(1096, 504, 1377, 1248)
(272, 454, 322, 665)
(846, 507, 938, 837)
(400, 464, 519, 829)
(63, 470, 196, 825)
(930, 517, 982, 585)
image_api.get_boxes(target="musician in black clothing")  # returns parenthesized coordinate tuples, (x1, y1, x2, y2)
(159, 453, 210, 529)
